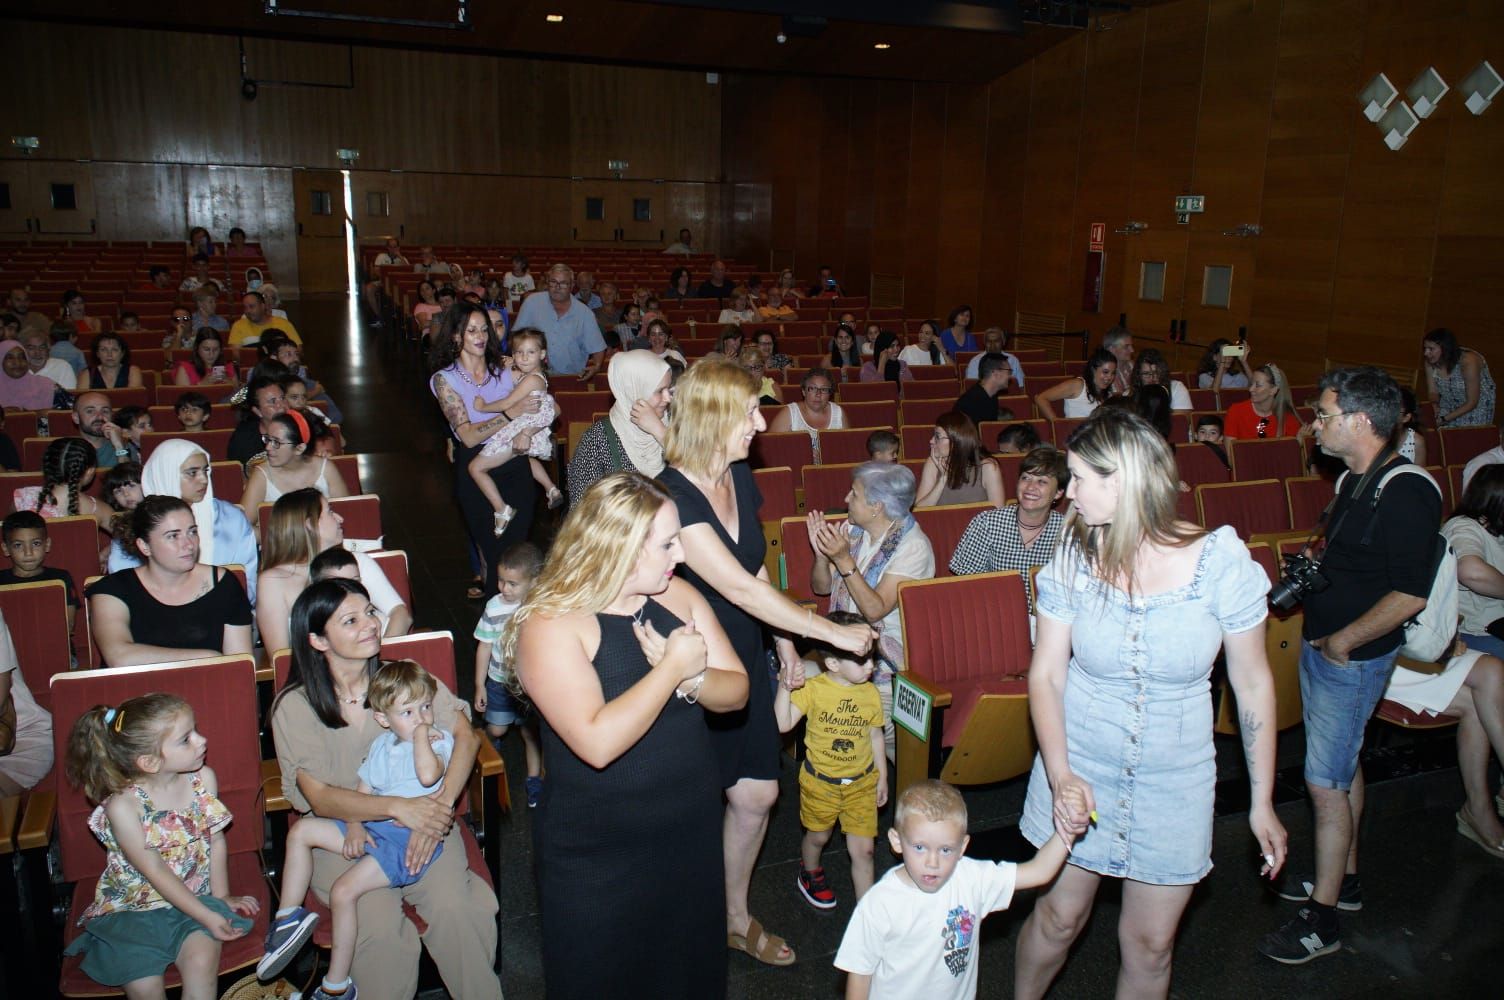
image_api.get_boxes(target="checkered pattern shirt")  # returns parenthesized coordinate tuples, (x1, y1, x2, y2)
(947, 505, 1065, 613)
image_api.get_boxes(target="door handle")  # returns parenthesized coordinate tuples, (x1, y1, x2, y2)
(297, 222, 304, 236)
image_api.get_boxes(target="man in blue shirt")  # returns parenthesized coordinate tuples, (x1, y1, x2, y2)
(514, 264, 606, 378)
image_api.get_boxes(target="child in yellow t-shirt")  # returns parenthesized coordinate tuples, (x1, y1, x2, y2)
(774, 610, 887, 911)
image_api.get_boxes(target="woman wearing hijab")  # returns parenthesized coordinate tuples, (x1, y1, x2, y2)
(1, 338, 62, 411)
(108, 438, 259, 602)
(566, 351, 675, 509)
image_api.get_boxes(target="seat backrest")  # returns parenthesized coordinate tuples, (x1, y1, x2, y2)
(1439, 425, 1498, 468)
(839, 400, 899, 429)
(1175, 442, 1232, 490)
(901, 424, 932, 460)
(1284, 476, 1335, 531)
(1196, 479, 1291, 536)
(752, 466, 798, 522)
(141, 428, 233, 463)
(779, 514, 839, 603)
(0, 579, 71, 713)
(749, 431, 814, 471)
(1245, 542, 1279, 584)
(899, 399, 955, 427)
(147, 403, 239, 431)
(329, 454, 362, 494)
(153, 382, 238, 407)
(368, 550, 413, 611)
(257, 492, 384, 544)
(273, 631, 455, 692)
(898, 573, 1033, 685)
(802, 463, 859, 515)
(210, 460, 245, 505)
(818, 428, 878, 465)
(902, 380, 962, 401)
(30, 515, 99, 664)
(49, 655, 261, 881)
(836, 381, 897, 403)
(1229, 437, 1304, 482)
(911, 502, 991, 575)
(1049, 418, 1087, 448)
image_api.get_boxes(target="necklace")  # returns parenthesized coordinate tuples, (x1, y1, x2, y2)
(335, 682, 368, 707)
(1017, 513, 1049, 530)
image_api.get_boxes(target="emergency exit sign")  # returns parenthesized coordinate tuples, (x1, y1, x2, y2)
(1174, 195, 1206, 214)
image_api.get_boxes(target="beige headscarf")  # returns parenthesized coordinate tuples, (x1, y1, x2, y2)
(606, 350, 670, 477)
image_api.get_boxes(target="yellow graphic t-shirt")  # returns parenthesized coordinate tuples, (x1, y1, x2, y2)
(792, 674, 882, 778)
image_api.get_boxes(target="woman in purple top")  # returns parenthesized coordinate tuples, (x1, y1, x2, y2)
(428, 302, 542, 594)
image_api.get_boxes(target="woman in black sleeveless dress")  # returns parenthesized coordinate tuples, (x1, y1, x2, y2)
(509, 472, 749, 999)
(656, 359, 873, 967)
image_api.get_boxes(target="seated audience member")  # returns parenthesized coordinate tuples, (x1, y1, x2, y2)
(573, 270, 601, 310)
(0, 510, 80, 635)
(111, 405, 151, 464)
(260, 283, 290, 320)
(829, 326, 863, 369)
(0, 609, 53, 793)
(866, 430, 900, 464)
(808, 264, 843, 297)
(162, 306, 196, 348)
(996, 423, 1042, 454)
(257, 489, 412, 653)
(1195, 414, 1232, 470)
(754, 329, 793, 371)
(949, 446, 1068, 612)
(179, 253, 212, 292)
(1134, 384, 1176, 443)
(59, 290, 101, 336)
(964, 327, 1024, 387)
(228, 375, 287, 467)
(87, 495, 254, 667)
(1224, 363, 1302, 439)
(776, 268, 804, 301)
(174, 328, 239, 387)
(806, 461, 934, 757)
(373, 237, 407, 268)
(697, 260, 733, 300)
(225, 226, 253, 256)
(1199, 338, 1253, 389)
(741, 347, 782, 405)
(663, 266, 694, 301)
(13, 440, 113, 529)
(1461, 425, 1504, 492)
(143, 265, 174, 291)
(192, 286, 229, 333)
(718, 287, 759, 325)
(514, 264, 606, 379)
(614, 303, 644, 347)
(768, 368, 846, 461)
(1424, 327, 1496, 428)
(412, 246, 451, 279)
(899, 321, 950, 367)
(860, 322, 881, 358)
(22, 327, 76, 391)
(1034, 349, 1118, 420)
(49, 321, 87, 374)
(115, 312, 141, 333)
(1, 337, 62, 411)
(240, 412, 351, 520)
(1443, 466, 1504, 660)
(86, 332, 143, 390)
(941, 305, 978, 356)
(100, 461, 144, 520)
(278, 372, 331, 432)
(663, 227, 695, 254)
(189, 225, 216, 256)
(73, 391, 133, 471)
(955, 353, 1013, 429)
(175, 391, 214, 432)
(412, 280, 443, 338)
(758, 285, 797, 321)
(707, 326, 744, 361)
(915, 413, 1005, 508)
(860, 332, 913, 384)
(229, 290, 301, 347)
(1396, 387, 1429, 465)
(592, 281, 621, 336)
(1133, 348, 1192, 410)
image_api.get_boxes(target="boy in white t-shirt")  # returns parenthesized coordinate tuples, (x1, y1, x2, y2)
(504, 254, 535, 310)
(473, 543, 544, 807)
(834, 779, 1073, 1000)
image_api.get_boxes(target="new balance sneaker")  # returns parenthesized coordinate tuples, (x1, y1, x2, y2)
(258, 906, 320, 981)
(1273, 872, 1362, 911)
(797, 866, 838, 910)
(1258, 906, 1341, 965)
(293, 984, 358, 1000)
(525, 775, 543, 809)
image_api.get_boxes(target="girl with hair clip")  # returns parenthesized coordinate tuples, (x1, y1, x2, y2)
(472, 328, 564, 529)
(507, 471, 749, 998)
(1013, 407, 1286, 1000)
(237, 411, 350, 520)
(61, 693, 259, 998)
(1224, 362, 1302, 439)
(13, 437, 114, 529)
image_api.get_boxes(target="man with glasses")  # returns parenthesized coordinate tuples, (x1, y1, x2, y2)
(1258, 366, 1442, 966)
(20, 328, 76, 390)
(514, 263, 605, 378)
(227, 375, 288, 467)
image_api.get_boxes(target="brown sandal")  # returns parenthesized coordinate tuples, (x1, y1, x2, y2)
(727, 916, 796, 967)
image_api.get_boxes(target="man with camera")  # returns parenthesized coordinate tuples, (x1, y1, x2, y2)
(1259, 367, 1442, 965)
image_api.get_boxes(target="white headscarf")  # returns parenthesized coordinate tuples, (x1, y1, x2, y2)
(606, 350, 670, 477)
(141, 438, 218, 566)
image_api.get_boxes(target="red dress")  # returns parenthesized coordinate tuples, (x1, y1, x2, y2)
(1224, 401, 1302, 439)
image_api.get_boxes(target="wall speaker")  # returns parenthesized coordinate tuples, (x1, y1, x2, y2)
(1358, 73, 1398, 121)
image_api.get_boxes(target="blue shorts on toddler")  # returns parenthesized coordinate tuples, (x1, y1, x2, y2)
(333, 819, 442, 888)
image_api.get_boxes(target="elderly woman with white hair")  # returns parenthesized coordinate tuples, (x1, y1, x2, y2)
(108, 438, 260, 602)
(805, 461, 936, 757)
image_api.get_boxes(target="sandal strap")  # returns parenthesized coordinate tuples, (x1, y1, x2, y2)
(744, 918, 790, 963)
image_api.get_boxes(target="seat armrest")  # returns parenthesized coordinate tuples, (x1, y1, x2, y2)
(0, 794, 18, 854)
(898, 671, 954, 709)
(261, 759, 290, 813)
(17, 790, 55, 851)
(476, 738, 505, 778)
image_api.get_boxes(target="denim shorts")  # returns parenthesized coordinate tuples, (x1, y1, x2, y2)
(484, 676, 527, 727)
(1299, 640, 1398, 791)
(332, 818, 441, 888)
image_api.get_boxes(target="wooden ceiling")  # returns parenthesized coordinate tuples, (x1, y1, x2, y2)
(9, 1, 1170, 85)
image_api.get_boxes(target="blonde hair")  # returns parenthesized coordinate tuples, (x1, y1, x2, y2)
(64, 694, 192, 804)
(894, 779, 967, 831)
(1258, 363, 1297, 434)
(367, 659, 437, 716)
(500, 472, 674, 682)
(1059, 408, 1204, 596)
(662, 358, 760, 479)
(262, 488, 324, 572)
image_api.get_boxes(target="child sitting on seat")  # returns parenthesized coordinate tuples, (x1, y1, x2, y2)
(775, 611, 888, 909)
(473, 542, 545, 807)
(258, 660, 453, 999)
(471, 329, 564, 532)
(174, 392, 213, 433)
(309, 545, 359, 583)
(866, 430, 900, 464)
(1, 509, 80, 641)
(835, 779, 1073, 1000)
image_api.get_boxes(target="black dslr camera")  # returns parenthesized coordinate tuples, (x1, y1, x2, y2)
(1269, 554, 1330, 611)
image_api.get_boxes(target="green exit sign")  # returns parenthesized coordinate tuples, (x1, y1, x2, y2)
(1175, 195, 1206, 214)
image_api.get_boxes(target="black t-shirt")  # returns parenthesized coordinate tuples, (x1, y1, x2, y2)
(954, 384, 998, 429)
(0, 566, 79, 607)
(1302, 459, 1443, 659)
(227, 420, 264, 466)
(86, 566, 253, 666)
(696, 280, 730, 300)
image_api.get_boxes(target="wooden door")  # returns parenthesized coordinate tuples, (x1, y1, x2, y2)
(31, 161, 96, 236)
(571, 180, 617, 243)
(1120, 230, 1189, 346)
(0, 162, 33, 235)
(1182, 237, 1255, 347)
(350, 170, 405, 249)
(293, 169, 349, 294)
(618, 182, 663, 244)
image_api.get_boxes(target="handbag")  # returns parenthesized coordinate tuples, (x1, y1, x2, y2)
(0, 693, 17, 756)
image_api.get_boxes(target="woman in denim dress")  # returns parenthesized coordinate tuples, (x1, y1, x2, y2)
(1014, 408, 1289, 999)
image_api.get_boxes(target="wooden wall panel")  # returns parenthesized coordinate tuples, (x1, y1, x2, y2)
(932, 86, 990, 313)
(1015, 42, 1087, 320)
(869, 80, 917, 284)
(901, 84, 949, 318)
(976, 68, 1032, 332)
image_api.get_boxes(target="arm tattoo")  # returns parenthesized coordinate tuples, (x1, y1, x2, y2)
(1240, 709, 1265, 784)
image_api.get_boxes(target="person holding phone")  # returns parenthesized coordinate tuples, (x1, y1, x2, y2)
(809, 265, 843, 298)
(1198, 338, 1254, 389)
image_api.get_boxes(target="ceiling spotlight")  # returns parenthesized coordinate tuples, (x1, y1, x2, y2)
(874, 42, 891, 50)
(776, 32, 787, 44)
(545, 13, 564, 23)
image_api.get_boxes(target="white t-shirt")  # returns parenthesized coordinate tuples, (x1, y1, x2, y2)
(899, 345, 947, 367)
(1462, 445, 1504, 492)
(835, 857, 1017, 1000)
(504, 273, 535, 307)
(1168, 379, 1192, 411)
(40, 357, 77, 391)
(353, 550, 406, 621)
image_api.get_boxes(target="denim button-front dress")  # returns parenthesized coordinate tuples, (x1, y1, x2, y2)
(1019, 525, 1270, 885)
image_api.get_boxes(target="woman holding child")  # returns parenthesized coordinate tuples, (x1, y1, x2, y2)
(270, 578, 502, 1000)
(1014, 408, 1286, 1000)
(509, 471, 749, 997)
(658, 358, 873, 968)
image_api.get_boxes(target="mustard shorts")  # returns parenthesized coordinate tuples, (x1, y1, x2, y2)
(798, 761, 879, 838)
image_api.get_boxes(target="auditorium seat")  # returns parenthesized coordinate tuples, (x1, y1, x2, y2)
(902, 380, 962, 401)
(778, 514, 836, 603)
(257, 493, 383, 545)
(1439, 425, 1497, 468)
(817, 428, 878, 465)
(1284, 475, 1335, 531)
(1048, 417, 1087, 447)
(140, 428, 232, 463)
(838, 400, 899, 428)
(802, 463, 859, 515)
(1228, 437, 1304, 482)
(912, 502, 990, 575)
(753, 466, 800, 581)
(368, 550, 413, 611)
(899, 399, 957, 427)
(1213, 544, 1303, 734)
(1175, 442, 1232, 491)
(153, 382, 238, 407)
(836, 381, 898, 403)
(0, 579, 72, 713)
(749, 431, 814, 470)
(1195, 479, 1290, 537)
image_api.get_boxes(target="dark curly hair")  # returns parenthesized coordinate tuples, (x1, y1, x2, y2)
(428, 301, 505, 376)
(38, 438, 96, 516)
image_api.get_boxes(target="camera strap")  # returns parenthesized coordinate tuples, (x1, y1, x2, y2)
(1307, 446, 1396, 564)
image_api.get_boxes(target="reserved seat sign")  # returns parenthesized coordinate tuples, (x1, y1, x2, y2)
(893, 674, 932, 742)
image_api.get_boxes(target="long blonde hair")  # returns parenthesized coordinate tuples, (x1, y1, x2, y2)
(662, 357, 759, 480)
(1259, 363, 1297, 434)
(500, 472, 673, 681)
(1059, 408, 1204, 595)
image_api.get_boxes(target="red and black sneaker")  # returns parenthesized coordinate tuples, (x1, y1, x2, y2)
(797, 865, 838, 910)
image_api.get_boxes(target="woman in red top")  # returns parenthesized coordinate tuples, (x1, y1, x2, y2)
(1223, 363, 1302, 439)
(173, 329, 240, 387)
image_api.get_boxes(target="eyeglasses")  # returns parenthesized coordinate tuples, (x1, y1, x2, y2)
(804, 385, 833, 395)
(261, 436, 295, 449)
(173, 316, 191, 323)
(1311, 410, 1347, 424)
